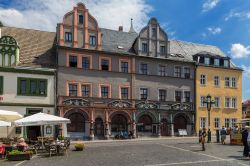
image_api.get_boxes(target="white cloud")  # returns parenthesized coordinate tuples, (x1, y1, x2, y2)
(207, 27, 222, 34)
(241, 65, 250, 77)
(202, 0, 220, 12)
(0, 0, 152, 32)
(225, 10, 250, 21)
(230, 43, 250, 59)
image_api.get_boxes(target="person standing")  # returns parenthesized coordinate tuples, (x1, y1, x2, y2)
(201, 128, 207, 151)
(220, 126, 227, 145)
(242, 126, 249, 157)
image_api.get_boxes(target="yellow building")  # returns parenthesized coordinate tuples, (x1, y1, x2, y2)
(194, 52, 242, 134)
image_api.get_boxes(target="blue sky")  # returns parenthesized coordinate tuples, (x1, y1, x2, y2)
(0, 0, 249, 100)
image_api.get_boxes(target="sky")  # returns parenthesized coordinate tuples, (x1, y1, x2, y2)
(0, 0, 249, 101)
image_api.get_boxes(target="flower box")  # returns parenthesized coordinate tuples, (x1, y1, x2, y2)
(7, 153, 31, 161)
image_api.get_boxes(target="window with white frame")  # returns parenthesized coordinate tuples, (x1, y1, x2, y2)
(224, 60, 229, 67)
(200, 117, 206, 128)
(184, 67, 190, 78)
(225, 77, 230, 87)
(200, 75, 206, 85)
(174, 66, 181, 77)
(205, 57, 210, 65)
(140, 88, 148, 100)
(184, 91, 190, 102)
(158, 89, 167, 101)
(214, 76, 220, 86)
(214, 58, 219, 66)
(231, 77, 236, 88)
(140, 63, 148, 75)
(200, 96, 206, 107)
(232, 98, 237, 108)
(214, 97, 220, 108)
(225, 118, 230, 128)
(214, 118, 220, 128)
(232, 119, 237, 127)
(225, 97, 231, 108)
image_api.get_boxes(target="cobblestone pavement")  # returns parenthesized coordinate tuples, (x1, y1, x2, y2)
(1, 137, 250, 166)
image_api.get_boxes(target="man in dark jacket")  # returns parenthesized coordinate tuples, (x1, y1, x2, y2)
(242, 126, 249, 157)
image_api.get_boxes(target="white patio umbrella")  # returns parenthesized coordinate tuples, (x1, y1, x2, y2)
(14, 112, 70, 126)
(0, 109, 23, 121)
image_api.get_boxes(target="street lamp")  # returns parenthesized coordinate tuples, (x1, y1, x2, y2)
(203, 94, 215, 143)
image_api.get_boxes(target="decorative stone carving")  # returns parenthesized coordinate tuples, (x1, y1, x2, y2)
(172, 103, 191, 111)
(108, 100, 132, 108)
(135, 100, 158, 109)
(63, 98, 90, 107)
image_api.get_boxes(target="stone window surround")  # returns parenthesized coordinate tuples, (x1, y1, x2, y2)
(66, 52, 93, 69)
(119, 85, 130, 100)
(66, 81, 92, 97)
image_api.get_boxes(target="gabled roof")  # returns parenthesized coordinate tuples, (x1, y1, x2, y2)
(1, 26, 56, 68)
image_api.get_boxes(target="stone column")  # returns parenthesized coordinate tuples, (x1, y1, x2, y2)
(89, 109, 94, 140)
(157, 112, 161, 137)
(132, 111, 136, 138)
(104, 110, 109, 139)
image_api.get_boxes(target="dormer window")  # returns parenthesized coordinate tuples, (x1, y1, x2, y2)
(204, 57, 210, 65)
(78, 15, 83, 24)
(224, 60, 229, 67)
(0, 36, 18, 67)
(89, 35, 96, 46)
(142, 43, 148, 53)
(152, 28, 156, 37)
(214, 58, 219, 66)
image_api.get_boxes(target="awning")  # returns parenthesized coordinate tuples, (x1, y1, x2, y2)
(0, 120, 11, 127)
(0, 109, 23, 121)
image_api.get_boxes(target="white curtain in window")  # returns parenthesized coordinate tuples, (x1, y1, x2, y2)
(0, 53, 2, 66)
(4, 54, 9, 66)
(11, 54, 15, 65)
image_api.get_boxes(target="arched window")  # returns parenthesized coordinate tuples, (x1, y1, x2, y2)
(0, 36, 18, 67)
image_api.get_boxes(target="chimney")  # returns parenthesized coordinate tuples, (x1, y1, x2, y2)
(118, 26, 123, 32)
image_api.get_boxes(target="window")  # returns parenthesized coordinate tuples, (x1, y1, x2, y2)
(214, 58, 219, 66)
(69, 84, 78, 96)
(81, 84, 90, 97)
(78, 15, 83, 24)
(140, 88, 148, 100)
(184, 91, 190, 102)
(158, 65, 166, 76)
(231, 77, 236, 88)
(0, 76, 3, 95)
(225, 118, 230, 128)
(160, 46, 166, 54)
(200, 96, 206, 107)
(232, 98, 237, 108)
(200, 117, 206, 128)
(174, 66, 181, 77)
(152, 28, 156, 37)
(214, 97, 220, 108)
(175, 91, 182, 102)
(184, 67, 190, 79)
(101, 59, 110, 71)
(232, 119, 237, 127)
(204, 57, 210, 65)
(214, 118, 220, 128)
(121, 61, 129, 73)
(200, 75, 206, 85)
(89, 35, 96, 46)
(214, 76, 220, 86)
(224, 60, 229, 67)
(69, 55, 77, 67)
(18, 78, 47, 96)
(159, 89, 166, 101)
(0, 36, 18, 67)
(65, 32, 72, 42)
(140, 63, 148, 75)
(225, 77, 230, 87)
(142, 43, 148, 53)
(121, 87, 129, 99)
(101, 86, 109, 98)
(225, 97, 231, 108)
(82, 57, 90, 69)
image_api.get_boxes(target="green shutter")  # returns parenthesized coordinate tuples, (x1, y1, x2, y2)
(0, 76, 3, 95)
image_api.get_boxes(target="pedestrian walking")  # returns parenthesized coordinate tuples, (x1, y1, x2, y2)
(201, 127, 207, 151)
(241, 126, 249, 157)
(220, 126, 227, 145)
(198, 128, 202, 143)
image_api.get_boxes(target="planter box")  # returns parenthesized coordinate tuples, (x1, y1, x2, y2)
(7, 154, 31, 161)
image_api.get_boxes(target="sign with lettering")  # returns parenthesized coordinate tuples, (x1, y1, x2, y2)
(178, 129, 187, 136)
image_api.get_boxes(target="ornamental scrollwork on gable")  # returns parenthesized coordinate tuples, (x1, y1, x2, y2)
(135, 100, 159, 109)
(63, 98, 90, 107)
(160, 104, 172, 110)
(107, 100, 132, 108)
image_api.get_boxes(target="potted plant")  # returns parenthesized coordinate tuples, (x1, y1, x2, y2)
(74, 143, 85, 151)
(7, 150, 33, 161)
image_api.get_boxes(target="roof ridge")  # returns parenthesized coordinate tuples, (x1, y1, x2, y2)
(2, 26, 56, 34)
(100, 27, 138, 35)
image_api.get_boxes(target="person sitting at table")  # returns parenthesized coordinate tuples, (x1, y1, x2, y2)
(17, 138, 29, 151)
